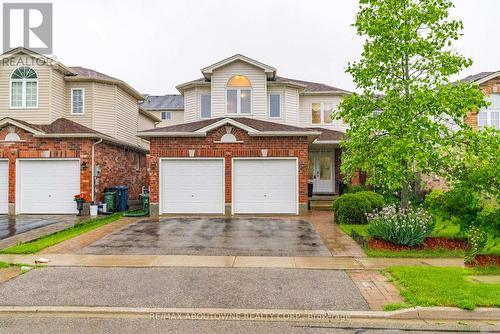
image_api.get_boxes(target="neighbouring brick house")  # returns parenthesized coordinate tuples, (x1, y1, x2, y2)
(461, 71, 500, 130)
(0, 47, 159, 215)
(139, 54, 352, 216)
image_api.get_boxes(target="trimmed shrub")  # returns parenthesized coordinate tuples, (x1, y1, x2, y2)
(332, 191, 385, 225)
(367, 206, 435, 247)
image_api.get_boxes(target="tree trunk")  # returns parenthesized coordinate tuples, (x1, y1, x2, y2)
(401, 179, 410, 210)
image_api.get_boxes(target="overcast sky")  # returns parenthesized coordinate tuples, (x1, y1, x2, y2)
(44, 0, 500, 95)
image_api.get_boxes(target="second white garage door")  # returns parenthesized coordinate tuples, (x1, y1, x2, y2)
(17, 159, 80, 214)
(233, 159, 298, 214)
(161, 159, 224, 214)
(0, 160, 8, 214)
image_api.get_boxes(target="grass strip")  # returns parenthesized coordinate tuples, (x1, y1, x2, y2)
(386, 266, 500, 310)
(0, 214, 122, 254)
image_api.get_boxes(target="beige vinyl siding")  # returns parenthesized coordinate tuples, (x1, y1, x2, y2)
(210, 61, 267, 119)
(92, 82, 118, 138)
(0, 55, 51, 123)
(149, 110, 184, 127)
(284, 87, 300, 126)
(116, 86, 140, 145)
(299, 95, 348, 132)
(64, 82, 93, 128)
(49, 69, 66, 121)
(138, 113, 156, 131)
(183, 88, 197, 123)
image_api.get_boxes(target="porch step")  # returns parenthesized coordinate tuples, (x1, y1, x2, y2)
(308, 195, 338, 211)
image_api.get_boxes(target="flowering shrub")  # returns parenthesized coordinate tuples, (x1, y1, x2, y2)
(367, 206, 435, 246)
(465, 226, 487, 263)
(73, 193, 85, 202)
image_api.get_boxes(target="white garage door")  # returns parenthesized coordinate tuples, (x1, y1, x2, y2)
(233, 159, 298, 214)
(17, 159, 80, 214)
(0, 161, 8, 214)
(161, 159, 224, 214)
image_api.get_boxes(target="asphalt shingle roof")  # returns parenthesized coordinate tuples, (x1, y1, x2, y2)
(141, 95, 184, 110)
(69, 66, 119, 81)
(144, 117, 320, 134)
(459, 72, 499, 83)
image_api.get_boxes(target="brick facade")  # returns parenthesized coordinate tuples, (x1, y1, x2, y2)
(466, 77, 500, 129)
(148, 125, 309, 214)
(0, 125, 147, 214)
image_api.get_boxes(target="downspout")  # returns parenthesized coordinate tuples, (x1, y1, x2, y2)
(91, 138, 103, 203)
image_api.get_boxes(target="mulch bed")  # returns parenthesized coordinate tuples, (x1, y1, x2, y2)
(368, 237, 466, 251)
(465, 255, 500, 267)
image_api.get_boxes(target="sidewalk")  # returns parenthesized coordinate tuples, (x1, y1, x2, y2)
(0, 253, 464, 269)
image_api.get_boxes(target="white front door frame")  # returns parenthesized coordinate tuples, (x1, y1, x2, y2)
(159, 157, 225, 214)
(309, 151, 335, 194)
(231, 157, 299, 215)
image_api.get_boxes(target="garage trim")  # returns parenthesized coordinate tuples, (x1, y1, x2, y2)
(231, 157, 299, 215)
(0, 159, 8, 214)
(159, 158, 225, 215)
(15, 158, 81, 215)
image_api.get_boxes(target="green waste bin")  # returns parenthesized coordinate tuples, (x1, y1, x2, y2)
(104, 191, 116, 212)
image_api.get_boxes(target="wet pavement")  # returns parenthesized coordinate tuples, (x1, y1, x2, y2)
(0, 267, 368, 310)
(0, 215, 80, 240)
(79, 218, 332, 256)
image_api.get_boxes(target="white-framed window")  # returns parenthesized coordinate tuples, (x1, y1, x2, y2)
(226, 75, 252, 114)
(71, 88, 85, 114)
(311, 102, 333, 124)
(478, 94, 500, 129)
(269, 94, 281, 118)
(200, 94, 211, 118)
(10, 66, 38, 108)
(161, 111, 172, 120)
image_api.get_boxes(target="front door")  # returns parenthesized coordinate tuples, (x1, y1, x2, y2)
(308, 152, 334, 193)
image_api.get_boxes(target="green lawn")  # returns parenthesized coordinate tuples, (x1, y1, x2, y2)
(0, 261, 10, 268)
(367, 248, 464, 258)
(386, 266, 500, 310)
(0, 214, 122, 254)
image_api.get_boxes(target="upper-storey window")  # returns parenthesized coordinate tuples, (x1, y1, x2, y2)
(10, 66, 38, 108)
(161, 111, 172, 120)
(479, 94, 500, 129)
(269, 94, 281, 118)
(226, 75, 251, 114)
(71, 88, 85, 114)
(311, 102, 333, 124)
(200, 94, 211, 118)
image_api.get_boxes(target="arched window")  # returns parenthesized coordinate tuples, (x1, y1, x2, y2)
(226, 75, 251, 114)
(10, 67, 38, 108)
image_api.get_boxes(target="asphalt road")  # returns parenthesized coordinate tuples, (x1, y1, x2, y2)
(0, 318, 497, 334)
(0, 267, 368, 310)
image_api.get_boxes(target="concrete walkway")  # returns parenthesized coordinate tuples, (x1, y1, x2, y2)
(0, 254, 464, 269)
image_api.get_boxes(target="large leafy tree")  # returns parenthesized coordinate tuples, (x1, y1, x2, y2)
(335, 0, 487, 209)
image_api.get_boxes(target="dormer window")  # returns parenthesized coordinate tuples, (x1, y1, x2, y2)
(10, 66, 38, 108)
(226, 75, 252, 114)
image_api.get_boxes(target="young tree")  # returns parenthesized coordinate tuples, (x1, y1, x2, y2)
(335, 0, 486, 209)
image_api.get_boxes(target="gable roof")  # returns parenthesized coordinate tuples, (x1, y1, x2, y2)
(141, 95, 184, 111)
(138, 117, 321, 138)
(0, 47, 75, 75)
(66, 66, 144, 100)
(459, 71, 500, 85)
(0, 118, 147, 152)
(201, 54, 276, 80)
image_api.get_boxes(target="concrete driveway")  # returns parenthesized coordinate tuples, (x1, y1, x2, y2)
(0, 215, 80, 248)
(78, 218, 331, 256)
(0, 267, 368, 310)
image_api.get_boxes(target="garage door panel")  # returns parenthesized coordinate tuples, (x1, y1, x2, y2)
(233, 159, 297, 214)
(0, 161, 8, 214)
(18, 160, 80, 214)
(161, 159, 224, 214)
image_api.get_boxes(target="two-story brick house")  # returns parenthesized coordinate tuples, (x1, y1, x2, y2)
(139, 54, 351, 216)
(0, 47, 158, 215)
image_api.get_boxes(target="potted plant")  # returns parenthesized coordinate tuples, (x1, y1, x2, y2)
(73, 193, 85, 216)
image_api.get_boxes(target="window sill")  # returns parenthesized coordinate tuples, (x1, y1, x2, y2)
(70, 113, 85, 116)
(9, 107, 39, 110)
(213, 140, 244, 144)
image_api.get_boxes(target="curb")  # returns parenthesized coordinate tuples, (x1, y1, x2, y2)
(0, 306, 497, 322)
